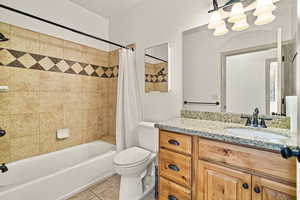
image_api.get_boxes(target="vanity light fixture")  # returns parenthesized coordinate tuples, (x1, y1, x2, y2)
(208, 0, 278, 36)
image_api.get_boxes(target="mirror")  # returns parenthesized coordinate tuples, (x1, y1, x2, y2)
(145, 43, 169, 93)
(223, 43, 295, 115)
(183, 0, 296, 115)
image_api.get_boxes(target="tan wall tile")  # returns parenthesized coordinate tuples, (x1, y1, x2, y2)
(83, 46, 97, 65)
(109, 50, 119, 67)
(10, 26, 40, 54)
(10, 135, 39, 161)
(64, 41, 85, 63)
(39, 34, 64, 58)
(39, 92, 64, 113)
(0, 92, 10, 115)
(10, 92, 40, 114)
(82, 92, 99, 109)
(95, 50, 109, 66)
(39, 112, 64, 154)
(10, 68, 40, 92)
(64, 92, 82, 111)
(82, 109, 98, 129)
(39, 71, 65, 92)
(82, 76, 99, 93)
(63, 74, 82, 93)
(0, 66, 11, 89)
(9, 114, 39, 138)
(64, 110, 82, 129)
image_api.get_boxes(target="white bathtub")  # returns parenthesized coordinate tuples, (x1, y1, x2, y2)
(0, 140, 116, 200)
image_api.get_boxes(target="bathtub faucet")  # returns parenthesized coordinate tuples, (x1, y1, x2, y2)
(0, 163, 8, 173)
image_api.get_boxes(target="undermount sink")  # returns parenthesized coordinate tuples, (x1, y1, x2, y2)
(226, 128, 288, 142)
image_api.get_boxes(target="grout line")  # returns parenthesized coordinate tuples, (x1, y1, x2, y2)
(89, 189, 104, 200)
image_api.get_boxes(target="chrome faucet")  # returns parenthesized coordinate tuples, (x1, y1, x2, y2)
(241, 108, 271, 128)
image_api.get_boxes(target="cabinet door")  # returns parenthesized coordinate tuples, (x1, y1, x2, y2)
(252, 176, 296, 200)
(198, 160, 251, 200)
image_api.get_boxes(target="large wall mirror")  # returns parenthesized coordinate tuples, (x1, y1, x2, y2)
(144, 43, 169, 93)
(183, 0, 296, 116)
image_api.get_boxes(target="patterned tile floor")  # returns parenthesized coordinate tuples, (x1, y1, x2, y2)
(68, 175, 155, 200)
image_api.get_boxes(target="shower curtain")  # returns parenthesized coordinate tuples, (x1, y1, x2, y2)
(116, 48, 142, 152)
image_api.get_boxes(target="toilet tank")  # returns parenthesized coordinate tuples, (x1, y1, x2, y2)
(138, 122, 159, 153)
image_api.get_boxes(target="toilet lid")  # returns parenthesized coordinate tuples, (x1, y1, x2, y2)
(114, 147, 151, 167)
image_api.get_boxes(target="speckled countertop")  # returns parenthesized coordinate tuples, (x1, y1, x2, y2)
(155, 118, 297, 152)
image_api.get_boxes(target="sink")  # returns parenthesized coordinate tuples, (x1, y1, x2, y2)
(226, 128, 288, 142)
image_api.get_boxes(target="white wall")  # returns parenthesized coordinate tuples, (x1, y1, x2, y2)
(0, 0, 110, 51)
(110, 0, 211, 121)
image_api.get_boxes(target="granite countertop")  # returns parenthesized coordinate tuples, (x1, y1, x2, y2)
(155, 118, 297, 152)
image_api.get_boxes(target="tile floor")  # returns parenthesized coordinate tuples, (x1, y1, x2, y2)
(68, 175, 155, 200)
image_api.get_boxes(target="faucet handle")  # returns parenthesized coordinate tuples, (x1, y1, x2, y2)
(260, 119, 267, 128)
(259, 118, 272, 128)
(241, 116, 251, 126)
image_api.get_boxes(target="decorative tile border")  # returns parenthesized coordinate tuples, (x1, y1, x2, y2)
(181, 110, 291, 129)
(0, 48, 118, 78)
(145, 74, 168, 83)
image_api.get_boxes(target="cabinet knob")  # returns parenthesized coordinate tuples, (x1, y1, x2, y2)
(254, 186, 261, 193)
(242, 183, 249, 189)
(168, 139, 180, 146)
(168, 195, 178, 200)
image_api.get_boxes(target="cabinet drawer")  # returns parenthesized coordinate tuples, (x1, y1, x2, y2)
(160, 131, 192, 155)
(159, 177, 191, 200)
(198, 138, 296, 183)
(159, 148, 192, 187)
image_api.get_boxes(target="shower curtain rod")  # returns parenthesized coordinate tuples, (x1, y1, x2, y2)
(0, 4, 133, 50)
(145, 54, 168, 63)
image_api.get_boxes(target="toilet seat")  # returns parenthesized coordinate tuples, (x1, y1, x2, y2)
(114, 147, 151, 168)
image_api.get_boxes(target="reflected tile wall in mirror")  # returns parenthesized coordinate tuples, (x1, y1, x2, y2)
(144, 43, 168, 93)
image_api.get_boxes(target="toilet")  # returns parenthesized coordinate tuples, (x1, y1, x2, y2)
(113, 122, 158, 200)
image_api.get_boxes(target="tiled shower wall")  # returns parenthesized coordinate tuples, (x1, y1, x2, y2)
(0, 22, 118, 163)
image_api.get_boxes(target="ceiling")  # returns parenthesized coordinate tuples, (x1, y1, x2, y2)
(70, 0, 147, 18)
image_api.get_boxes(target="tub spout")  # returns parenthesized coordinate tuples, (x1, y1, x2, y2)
(0, 163, 8, 173)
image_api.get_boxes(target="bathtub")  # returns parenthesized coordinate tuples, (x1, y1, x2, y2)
(0, 140, 116, 200)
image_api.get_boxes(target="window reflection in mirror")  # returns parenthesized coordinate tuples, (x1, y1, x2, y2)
(144, 43, 169, 93)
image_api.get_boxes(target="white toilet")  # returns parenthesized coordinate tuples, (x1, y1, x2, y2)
(113, 122, 158, 200)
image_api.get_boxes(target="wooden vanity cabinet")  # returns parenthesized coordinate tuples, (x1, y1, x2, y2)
(158, 130, 297, 200)
(198, 160, 252, 200)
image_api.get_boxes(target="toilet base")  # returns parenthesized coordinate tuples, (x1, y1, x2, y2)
(119, 174, 144, 200)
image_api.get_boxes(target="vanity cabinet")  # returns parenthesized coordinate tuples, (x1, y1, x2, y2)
(197, 161, 296, 200)
(252, 176, 296, 200)
(158, 130, 297, 200)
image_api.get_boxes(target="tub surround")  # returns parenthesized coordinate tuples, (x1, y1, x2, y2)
(0, 22, 119, 163)
(155, 118, 296, 152)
